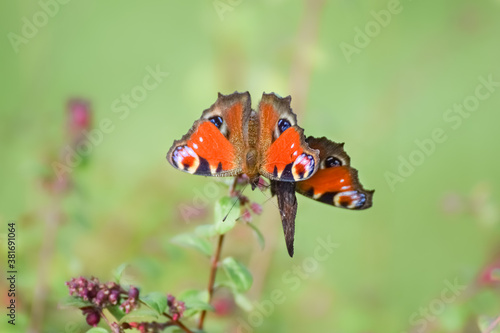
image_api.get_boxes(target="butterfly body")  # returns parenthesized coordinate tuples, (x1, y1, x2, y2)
(167, 92, 374, 256)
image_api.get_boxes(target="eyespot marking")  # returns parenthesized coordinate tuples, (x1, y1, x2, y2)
(209, 116, 223, 129)
(277, 118, 291, 134)
(333, 191, 366, 209)
(324, 156, 342, 168)
(172, 145, 200, 174)
(291, 153, 315, 180)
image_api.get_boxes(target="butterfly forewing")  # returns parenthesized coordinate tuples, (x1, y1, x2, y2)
(167, 92, 251, 177)
(257, 93, 319, 182)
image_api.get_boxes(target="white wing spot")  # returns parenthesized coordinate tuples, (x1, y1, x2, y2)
(290, 143, 295, 149)
(340, 179, 344, 183)
(294, 154, 305, 165)
(193, 143, 198, 149)
(293, 151, 298, 156)
(199, 137, 203, 142)
(185, 146, 197, 157)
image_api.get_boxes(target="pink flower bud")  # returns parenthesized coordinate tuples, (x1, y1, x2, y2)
(241, 209, 252, 222)
(85, 310, 100, 327)
(67, 98, 92, 147)
(68, 99, 91, 131)
(478, 260, 500, 286)
(250, 202, 263, 215)
(257, 177, 269, 191)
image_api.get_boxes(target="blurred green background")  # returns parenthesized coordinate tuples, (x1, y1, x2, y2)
(1, 0, 500, 332)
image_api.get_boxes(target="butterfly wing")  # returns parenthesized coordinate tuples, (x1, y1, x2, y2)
(271, 180, 297, 257)
(167, 92, 251, 177)
(257, 93, 319, 182)
(295, 136, 373, 209)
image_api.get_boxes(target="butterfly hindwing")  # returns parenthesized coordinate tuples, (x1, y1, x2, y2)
(167, 92, 251, 177)
(257, 93, 319, 182)
(295, 136, 374, 210)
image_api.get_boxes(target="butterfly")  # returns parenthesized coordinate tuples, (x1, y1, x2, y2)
(167, 92, 373, 257)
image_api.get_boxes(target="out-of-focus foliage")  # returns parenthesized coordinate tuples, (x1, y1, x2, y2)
(0, 0, 499, 332)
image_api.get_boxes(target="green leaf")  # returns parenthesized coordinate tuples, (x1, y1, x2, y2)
(164, 327, 184, 333)
(171, 233, 213, 256)
(183, 298, 214, 312)
(86, 328, 108, 333)
(119, 308, 159, 324)
(178, 289, 203, 300)
(114, 263, 129, 283)
(222, 257, 253, 292)
(195, 224, 217, 238)
(59, 296, 94, 309)
(141, 292, 168, 315)
(105, 305, 125, 322)
(179, 290, 213, 311)
(234, 293, 253, 312)
(247, 222, 265, 249)
(439, 304, 465, 331)
(214, 196, 240, 234)
(177, 290, 212, 318)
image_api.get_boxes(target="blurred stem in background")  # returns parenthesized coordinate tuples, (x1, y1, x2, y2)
(29, 99, 92, 332)
(246, 0, 326, 304)
(289, 0, 326, 118)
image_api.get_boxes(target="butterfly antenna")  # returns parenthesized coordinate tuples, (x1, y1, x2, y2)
(223, 182, 249, 222)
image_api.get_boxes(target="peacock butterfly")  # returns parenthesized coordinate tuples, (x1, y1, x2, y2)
(167, 92, 373, 257)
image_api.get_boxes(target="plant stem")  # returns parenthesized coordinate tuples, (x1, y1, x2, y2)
(29, 204, 61, 333)
(163, 313, 194, 333)
(198, 233, 225, 330)
(98, 308, 113, 328)
(288, 0, 326, 117)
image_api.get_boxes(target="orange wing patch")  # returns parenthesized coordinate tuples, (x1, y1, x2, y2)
(259, 101, 280, 146)
(297, 166, 353, 195)
(223, 101, 244, 141)
(261, 128, 318, 181)
(170, 121, 239, 176)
